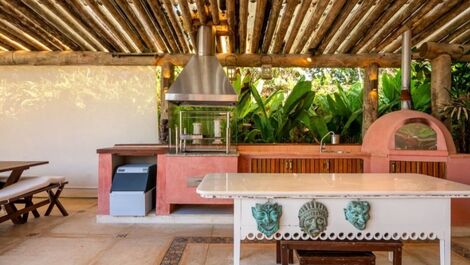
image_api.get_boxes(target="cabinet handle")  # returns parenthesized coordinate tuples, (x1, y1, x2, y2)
(391, 162, 396, 173)
(289, 160, 293, 170)
(325, 160, 330, 171)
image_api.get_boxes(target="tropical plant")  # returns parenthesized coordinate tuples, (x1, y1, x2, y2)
(314, 82, 363, 143)
(379, 68, 431, 115)
(441, 62, 470, 153)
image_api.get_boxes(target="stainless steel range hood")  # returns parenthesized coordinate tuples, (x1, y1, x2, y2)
(165, 26, 237, 106)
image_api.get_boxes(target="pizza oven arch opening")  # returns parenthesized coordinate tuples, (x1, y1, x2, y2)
(362, 110, 456, 156)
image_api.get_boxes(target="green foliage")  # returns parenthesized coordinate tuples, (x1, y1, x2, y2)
(379, 63, 431, 115)
(442, 62, 470, 153)
(314, 82, 363, 143)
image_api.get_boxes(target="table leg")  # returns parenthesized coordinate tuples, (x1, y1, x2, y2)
(233, 199, 241, 265)
(276, 241, 281, 264)
(281, 244, 289, 265)
(4, 169, 25, 187)
(440, 238, 451, 265)
(393, 247, 402, 265)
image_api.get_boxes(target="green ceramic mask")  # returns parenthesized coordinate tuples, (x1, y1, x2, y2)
(251, 202, 282, 237)
(298, 200, 328, 238)
(344, 200, 370, 230)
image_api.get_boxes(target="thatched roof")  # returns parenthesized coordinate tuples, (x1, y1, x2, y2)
(0, 0, 468, 55)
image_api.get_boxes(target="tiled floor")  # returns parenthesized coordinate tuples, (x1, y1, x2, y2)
(0, 198, 469, 265)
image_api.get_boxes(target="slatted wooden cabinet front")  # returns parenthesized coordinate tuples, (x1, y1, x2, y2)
(250, 158, 364, 173)
(389, 160, 446, 178)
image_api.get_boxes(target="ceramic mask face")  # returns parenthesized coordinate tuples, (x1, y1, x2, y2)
(344, 201, 370, 230)
(251, 202, 282, 237)
(298, 200, 328, 238)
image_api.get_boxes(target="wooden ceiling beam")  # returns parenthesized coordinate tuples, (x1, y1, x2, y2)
(426, 8, 470, 44)
(195, 0, 208, 25)
(293, 0, 329, 54)
(65, 0, 123, 51)
(0, 26, 36, 50)
(131, 0, 171, 52)
(176, 0, 197, 50)
(350, 0, 408, 53)
(226, 0, 236, 53)
(443, 21, 470, 43)
(85, 0, 140, 53)
(19, 0, 91, 51)
(325, 0, 375, 54)
(337, 0, 393, 54)
(272, 0, 300, 54)
(0, 51, 424, 67)
(162, 0, 189, 53)
(2, 0, 80, 50)
(260, 0, 282, 53)
(0, 11, 59, 51)
(238, 0, 248, 53)
(374, 0, 441, 52)
(145, 0, 181, 53)
(43, 0, 110, 51)
(308, 0, 349, 54)
(251, 0, 268, 53)
(383, 0, 462, 52)
(310, 0, 359, 54)
(283, 0, 313, 54)
(208, 0, 220, 25)
(410, 1, 470, 51)
(363, 0, 427, 53)
(451, 29, 470, 44)
(113, 0, 161, 52)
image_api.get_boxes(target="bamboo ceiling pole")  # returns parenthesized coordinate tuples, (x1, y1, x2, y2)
(307, 0, 348, 54)
(362, 63, 379, 139)
(271, 0, 300, 54)
(84, 0, 138, 52)
(283, 0, 313, 54)
(162, 0, 189, 53)
(374, 0, 441, 52)
(293, 0, 329, 54)
(260, 0, 283, 53)
(364, 0, 426, 53)
(0, 13, 57, 51)
(239, 0, 249, 53)
(442, 22, 470, 44)
(227, 0, 236, 53)
(251, 0, 268, 53)
(419, 42, 470, 60)
(0, 0, 79, 50)
(383, 0, 462, 52)
(316, 0, 359, 54)
(326, 0, 375, 54)
(66, 0, 122, 51)
(147, 0, 181, 53)
(195, 0, 208, 24)
(99, 0, 146, 52)
(351, 0, 407, 53)
(176, 0, 197, 50)
(0, 27, 36, 50)
(208, 0, 220, 25)
(338, 0, 392, 54)
(0, 51, 414, 67)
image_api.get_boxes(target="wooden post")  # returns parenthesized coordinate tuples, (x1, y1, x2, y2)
(160, 63, 174, 143)
(362, 64, 379, 138)
(431, 54, 451, 121)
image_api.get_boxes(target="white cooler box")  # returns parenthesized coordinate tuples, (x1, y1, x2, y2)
(110, 188, 155, 216)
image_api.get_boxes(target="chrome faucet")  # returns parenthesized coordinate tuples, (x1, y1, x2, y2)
(320, 131, 336, 153)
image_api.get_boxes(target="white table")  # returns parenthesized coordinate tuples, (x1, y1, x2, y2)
(197, 173, 470, 265)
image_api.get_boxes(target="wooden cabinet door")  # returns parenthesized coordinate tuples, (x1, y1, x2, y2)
(390, 160, 446, 178)
(329, 158, 364, 173)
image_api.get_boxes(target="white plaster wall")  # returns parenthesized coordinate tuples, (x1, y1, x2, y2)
(0, 66, 158, 191)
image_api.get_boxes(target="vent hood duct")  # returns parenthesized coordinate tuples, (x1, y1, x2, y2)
(165, 26, 237, 106)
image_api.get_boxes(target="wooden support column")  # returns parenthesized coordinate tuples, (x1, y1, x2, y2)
(362, 64, 379, 138)
(431, 54, 452, 121)
(159, 62, 175, 143)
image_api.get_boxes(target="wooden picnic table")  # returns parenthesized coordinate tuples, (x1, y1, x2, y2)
(0, 161, 49, 187)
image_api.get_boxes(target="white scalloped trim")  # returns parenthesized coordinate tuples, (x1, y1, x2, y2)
(243, 231, 438, 241)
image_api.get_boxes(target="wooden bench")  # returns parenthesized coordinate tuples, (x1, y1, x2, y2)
(0, 176, 68, 224)
(278, 240, 402, 265)
(296, 250, 375, 265)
